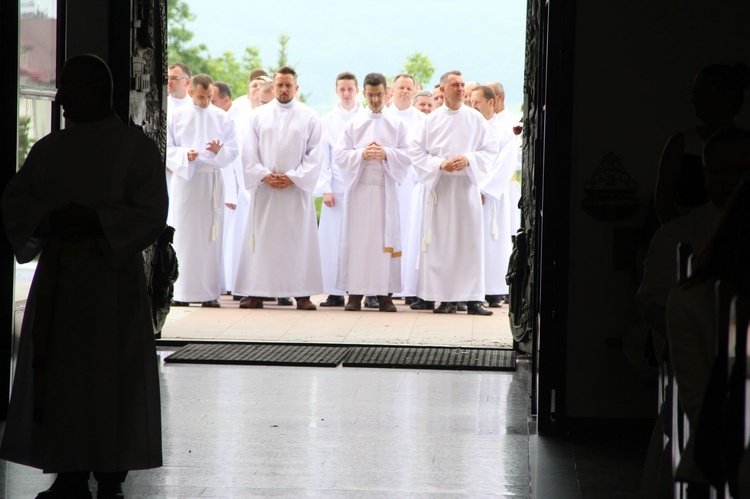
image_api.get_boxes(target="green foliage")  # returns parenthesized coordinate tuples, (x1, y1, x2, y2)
(273, 33, 291, 71)
(167, 0, 263, 99)
(18, 115, 33, 167)
(269, 32, 309, 104)
(402, 52, 435, 89)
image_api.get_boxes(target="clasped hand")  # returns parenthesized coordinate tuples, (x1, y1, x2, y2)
(263, 173, 294, 189)
(362, 141, 386, 161)
(441, 155, 469, 172)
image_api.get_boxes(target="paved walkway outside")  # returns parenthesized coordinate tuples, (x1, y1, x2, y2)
(161, 295, 514, 348)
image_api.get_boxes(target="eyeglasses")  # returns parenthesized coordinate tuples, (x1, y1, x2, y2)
(168, 76, 188, 82)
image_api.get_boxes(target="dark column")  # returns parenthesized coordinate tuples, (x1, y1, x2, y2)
(0, 0, 20, 420)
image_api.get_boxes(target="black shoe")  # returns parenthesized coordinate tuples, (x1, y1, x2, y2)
(377, 295, 398, 312)
(96, 483, 124, 499)
(404, 296, 417, 305)
(171, 301, 190, 307)
(201, 300, 220, 308)
(456, 301, 468, 312)
(486, 295, 502, 308)
(410, 298, 435, 310)
(37, 472, 92, 499)
(364, 296, 379, 308)
(433, 302, 457, 314)
(467, 301, 493, 316)
(319, 295, 345, 307)
(277, 297, 293, 306)
(94, 472, 125, 499)
(233, 295, 244, 301)
(260, 297, 275, 301)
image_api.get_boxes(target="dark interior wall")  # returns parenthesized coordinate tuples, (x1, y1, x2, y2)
(65, 0, 109, 60)
(565, 0, 750, 418)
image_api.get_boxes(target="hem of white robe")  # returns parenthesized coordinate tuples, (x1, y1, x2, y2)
(416, 292, 485, 302)
(232, 289, 324, 298)
(323, 286, 347, 295)
(343, 287, 401, 295)
(485, 285, 510, 295)
(172, 293, 221, 302)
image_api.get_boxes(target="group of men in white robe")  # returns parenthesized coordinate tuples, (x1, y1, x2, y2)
(165, 63, 522, 314)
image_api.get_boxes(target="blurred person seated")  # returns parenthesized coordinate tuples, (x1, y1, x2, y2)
(666, 128, 750, 492)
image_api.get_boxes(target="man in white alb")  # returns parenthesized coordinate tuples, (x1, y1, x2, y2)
(165, 62, 192, 199)
(471, 85, 515, 308)
(211, 81, 244, 295)
(432, 84, 444, 109)
(315, 71, 364, 308)
(167, 62, 191, 116)
(387, 74, 426, 308)
(333, 72, 411, 312)
(234, 66, 323, 310)
(488, 80, 523, 303)
(167, 74, 238, 308)
(410, 70, 499, 315)
(232, 69, 270, 114)
(413, 90, 434, 115)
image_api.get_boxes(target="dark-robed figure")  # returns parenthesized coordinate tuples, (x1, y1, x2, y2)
(0, 54, 166, 498)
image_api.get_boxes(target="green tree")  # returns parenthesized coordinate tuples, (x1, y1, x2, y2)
(273, 32, 291, 71)
(401, 51, 435, 89)
(167, 0, 263, 99)
(166, 0, 208, 73)
(269, 33, 309, 103)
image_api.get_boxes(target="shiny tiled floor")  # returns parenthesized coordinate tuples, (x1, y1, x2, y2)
(1, 349, 648, 498)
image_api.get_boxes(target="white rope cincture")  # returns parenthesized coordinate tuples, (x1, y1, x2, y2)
(211, 170, 224, 242)
(421, 190, 437, 252)
(248, 185, 258, 252)
(490, 199, 499, 240)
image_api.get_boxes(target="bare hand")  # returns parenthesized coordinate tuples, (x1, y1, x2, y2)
(263, 173, 294, 189)
(206, 139, 223, 154)
(323, 193, 336, 208)
(363, 141, 386, 161)
(449, 155, 469, 171)
(275, 174, 293, 188)
(513, 124, 523, 136)
(187, 150, 199, 161)
(225, 203, 237, 210)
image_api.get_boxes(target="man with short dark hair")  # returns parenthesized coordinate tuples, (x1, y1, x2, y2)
(211, 81, 234, 112)
(167, 74, 239, 308)
(334, 72, 410, 312)
(472, 85, 515, 308)
(410, 70, 499, 315)
(316, 71, 364, 307)
(167, 62, 192, 115)
(433, 84, 444, 108)
(234, 66, 324, 311)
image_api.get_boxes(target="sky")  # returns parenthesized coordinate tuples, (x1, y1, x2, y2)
(181, 0, 528, 115)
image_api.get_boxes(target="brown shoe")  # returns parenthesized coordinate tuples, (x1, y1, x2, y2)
(239, 296, 263, 309)
(377, 295, 397, 312)
(295, 297, 317, 310)
(344, 294, 363, 311)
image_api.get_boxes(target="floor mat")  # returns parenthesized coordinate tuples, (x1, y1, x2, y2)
(343, 346, 516, 371)
(163, 343, 350, 367)
(163, 343, 516, 371)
